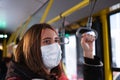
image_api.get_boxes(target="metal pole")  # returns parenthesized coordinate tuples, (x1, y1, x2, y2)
(47, 0, 90, 24)
(101, 9, 112, 80)
(40, 0, 54, 23)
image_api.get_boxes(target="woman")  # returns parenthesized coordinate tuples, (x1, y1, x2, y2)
(5, 23, 103, 80)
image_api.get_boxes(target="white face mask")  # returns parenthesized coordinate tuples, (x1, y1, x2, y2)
(41, 43, 62, 69)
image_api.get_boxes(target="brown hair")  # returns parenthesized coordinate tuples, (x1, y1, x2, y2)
(14, 23, 63, 79)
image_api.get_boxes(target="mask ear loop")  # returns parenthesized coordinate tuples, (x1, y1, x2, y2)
(59, 13, 69, 45)
(76, 0, 98, 39)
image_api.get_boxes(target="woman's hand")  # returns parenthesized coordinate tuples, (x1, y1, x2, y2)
(81, 33, 95, 59)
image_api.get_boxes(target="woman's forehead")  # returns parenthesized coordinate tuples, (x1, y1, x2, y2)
(41, 28, 58, 38)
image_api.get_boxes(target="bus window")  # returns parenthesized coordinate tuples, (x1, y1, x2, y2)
(108, 9, 120, 79)
(64, 35, 77, 80)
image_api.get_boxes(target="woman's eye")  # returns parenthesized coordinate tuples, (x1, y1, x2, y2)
(43, 40, 51, 45)
(55, 39, 60, 43)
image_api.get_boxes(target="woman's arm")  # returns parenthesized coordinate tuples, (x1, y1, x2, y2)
(81, 33, 103, 80)
(81, 33, 95, 59)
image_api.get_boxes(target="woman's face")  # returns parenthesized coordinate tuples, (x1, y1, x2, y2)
(41, 28, 60, 46)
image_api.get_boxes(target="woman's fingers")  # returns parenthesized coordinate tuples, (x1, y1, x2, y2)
(81, 33, 95, 42)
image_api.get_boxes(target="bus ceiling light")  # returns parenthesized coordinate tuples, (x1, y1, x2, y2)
(110, 3, 120, 11)
(0, 19, 6, 29)
(0, 34, 8, 38)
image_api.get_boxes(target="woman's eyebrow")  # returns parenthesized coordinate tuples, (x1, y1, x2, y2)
(55, 37, 60, 39)
(42, 37, 51, 40)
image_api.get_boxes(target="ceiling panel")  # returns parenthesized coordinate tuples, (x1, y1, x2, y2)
(0, 0, 48, 32)
(0, 0, 120, 33)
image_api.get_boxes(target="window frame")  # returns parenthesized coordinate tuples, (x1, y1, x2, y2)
(107, 9, 120, 71)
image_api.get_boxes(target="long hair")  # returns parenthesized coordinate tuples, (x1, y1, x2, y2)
(14, 23, 63, 79)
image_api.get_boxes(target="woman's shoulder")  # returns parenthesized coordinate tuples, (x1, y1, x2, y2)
(5, 61, 30, 80)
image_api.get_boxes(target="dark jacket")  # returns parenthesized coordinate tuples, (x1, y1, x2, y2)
(6, 56, 103, 80)
(5, 61, 68, 80)
(5, 61, 48, 80)
(0, 61, 7, 80)
(84, 56, 103, 80)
